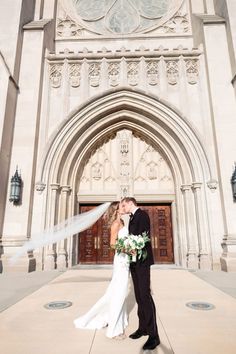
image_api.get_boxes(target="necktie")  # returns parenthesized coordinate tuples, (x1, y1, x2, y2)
(130, 213, 134, 220)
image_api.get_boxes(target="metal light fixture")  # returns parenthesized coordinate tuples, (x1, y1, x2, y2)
(231, 163, 236, 202)
(9, 168, 22, 204)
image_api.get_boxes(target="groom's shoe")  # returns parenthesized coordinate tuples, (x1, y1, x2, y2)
(129, 329, 147, 339)
(143, 335, 160, 350)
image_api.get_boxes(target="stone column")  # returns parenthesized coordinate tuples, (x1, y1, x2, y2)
(44, 183, 59, 270)
(181, 184, 198, 269)
(57, 186, 71, 271)
(194, 14, 236, 270)
(192, 182, 211, 269)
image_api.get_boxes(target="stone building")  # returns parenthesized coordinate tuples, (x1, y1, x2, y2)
(0, 0, 236, 272)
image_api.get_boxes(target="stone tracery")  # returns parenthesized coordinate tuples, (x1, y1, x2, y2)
(61, 0, 185, 35)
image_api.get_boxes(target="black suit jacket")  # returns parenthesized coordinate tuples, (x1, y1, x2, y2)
(128, 208, 154, 266)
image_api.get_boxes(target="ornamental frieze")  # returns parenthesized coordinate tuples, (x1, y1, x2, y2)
(47, 47, 201, 89)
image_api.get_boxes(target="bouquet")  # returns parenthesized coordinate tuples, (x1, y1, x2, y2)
(114, 232, 150, 263)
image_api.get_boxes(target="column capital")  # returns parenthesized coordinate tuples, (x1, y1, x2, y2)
(180, 184, 192, 192)
(50, 183, 60, 191)
(191, 182, 202, 191)
(61, 185, 71, 193)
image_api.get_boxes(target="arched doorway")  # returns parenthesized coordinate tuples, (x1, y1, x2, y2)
(36, 89, 213, 271)
(77, 128, 175, 265)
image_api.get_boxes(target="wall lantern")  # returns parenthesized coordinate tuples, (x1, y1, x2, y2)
(9, 168, 22, 204)
(231, 163, 236, 202)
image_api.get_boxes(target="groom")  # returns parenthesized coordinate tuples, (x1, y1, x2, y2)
(121, 197, 160, 350)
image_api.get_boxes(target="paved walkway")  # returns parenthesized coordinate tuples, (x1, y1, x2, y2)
(0, 268, 236, 354)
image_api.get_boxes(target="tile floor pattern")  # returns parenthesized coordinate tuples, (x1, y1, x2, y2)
(0, 269, 236, 354)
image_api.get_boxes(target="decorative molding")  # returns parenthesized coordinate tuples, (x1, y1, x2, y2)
(69, 63, 81, 87)
(207, 179, 218, 192)
(127, 61, 139, 86)
(23, 19, 52, 30)
(57, 16, 83, 37)
(47, 46, 202, 61)
(108, 62, 120, 87)
(49, 64, 63, 88)
(185, 59, 198, 84)
(146, 60, 159, 86)
(166, 60, 179, 85)
(161, 13, 189, 33)
(35, 181, 46, 193)
(88, 62, 101, 87)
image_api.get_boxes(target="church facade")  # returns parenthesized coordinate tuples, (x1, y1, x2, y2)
(0, 0, 236, 272)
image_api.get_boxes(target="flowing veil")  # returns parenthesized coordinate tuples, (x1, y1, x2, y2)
(9, 202, 111, 264)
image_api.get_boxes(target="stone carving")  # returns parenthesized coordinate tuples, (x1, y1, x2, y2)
(57, 16, 83, 37)
(108, 62, 120, 87)
(64, 0, 184, 35)
(127, 61, 139, 86)
(92, 162, 102, 180)
(120, 185, 129, 198)
(88, 62, 101, 87)
(207, 179, 218, 192)
(162, 14, 189, 33)
(69, 63, 81, 87)
(185, 59, 198, 84)
(146, 60, 159, 86)
(117, 130, 131, 193)
(166, 60, 179, 85)
(35, 181, 46, 193)
(147, 162, 158, 180)
(49, 64, 63, 88)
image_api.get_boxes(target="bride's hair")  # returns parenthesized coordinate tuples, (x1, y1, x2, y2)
(104, 201, 120, 226)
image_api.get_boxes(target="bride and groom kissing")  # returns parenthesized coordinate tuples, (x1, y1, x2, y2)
(74, 197, 160, 351)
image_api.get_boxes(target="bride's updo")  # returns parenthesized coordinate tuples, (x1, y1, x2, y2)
(103, 201, 120, 226)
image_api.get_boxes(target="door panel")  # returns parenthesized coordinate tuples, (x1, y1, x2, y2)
(78, 205, 113, 264)
(78, 204, 174, 264)
(142, 204, 174, 263)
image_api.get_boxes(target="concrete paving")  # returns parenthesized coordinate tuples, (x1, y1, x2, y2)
(0, 267, 236, 354)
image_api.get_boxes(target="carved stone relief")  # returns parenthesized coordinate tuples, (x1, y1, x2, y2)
(69, 63, 81, 87)
(127, 61, 139, 86)
(48, 52, 200, 91)
(49, 64, 63, 88)
(88, 62, 101, 87)
(166, 60, 179, 85)
(146, 60, 159, 86)
(161, 13, 189, 33)
(185, 59, 198, 84)
(108, 62, 120, 87)
(78, 129, 174, 197)
(57, 16, 84, 37)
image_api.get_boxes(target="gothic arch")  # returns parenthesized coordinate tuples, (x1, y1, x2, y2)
(41, 88, 212, 186)
(38, 89, 213, 270)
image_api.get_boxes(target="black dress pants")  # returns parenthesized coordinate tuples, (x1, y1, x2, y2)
(130, 262, 158, 337)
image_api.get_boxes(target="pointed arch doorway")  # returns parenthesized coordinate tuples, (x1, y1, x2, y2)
(39, 89, 212, 271)
(77, 129, 175, 265)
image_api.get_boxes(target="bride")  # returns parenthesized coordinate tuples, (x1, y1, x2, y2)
(74, 201, 130, 339)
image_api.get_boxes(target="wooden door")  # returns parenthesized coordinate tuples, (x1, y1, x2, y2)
(78, 205, 113, 264)
(78, 204, 174, 264)
(142, 204, 174, 263)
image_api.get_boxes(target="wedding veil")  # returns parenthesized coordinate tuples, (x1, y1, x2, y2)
(9, 202, 111, 264)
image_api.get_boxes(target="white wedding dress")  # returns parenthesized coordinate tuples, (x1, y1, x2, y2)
(74, 226, 130, 338)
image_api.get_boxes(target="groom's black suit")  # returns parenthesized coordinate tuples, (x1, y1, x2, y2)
(128, 208, 158, 338)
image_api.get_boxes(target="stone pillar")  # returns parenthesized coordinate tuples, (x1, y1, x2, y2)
(44, 183, 59, 270)
(197, 15, 236, 271)
(192, 182, 211, 269)
(181, 184, 198, 269)
(57, 186, 71, 271)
